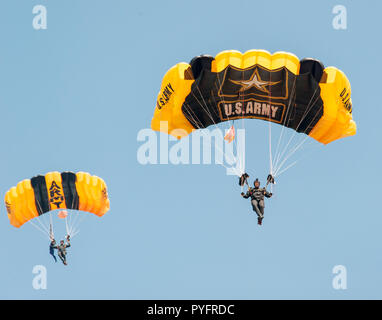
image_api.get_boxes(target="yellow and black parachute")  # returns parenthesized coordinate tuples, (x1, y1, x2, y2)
(151, 50, 356, 144)
(5, 171, 110, 228)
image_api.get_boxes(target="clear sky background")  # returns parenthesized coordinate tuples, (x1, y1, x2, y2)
(0, 0, 380, 299)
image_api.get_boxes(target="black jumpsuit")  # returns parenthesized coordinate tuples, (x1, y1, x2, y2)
(242, 187, 272, 218)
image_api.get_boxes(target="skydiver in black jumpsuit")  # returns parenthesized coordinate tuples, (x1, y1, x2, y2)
(241, 178, 272, 225)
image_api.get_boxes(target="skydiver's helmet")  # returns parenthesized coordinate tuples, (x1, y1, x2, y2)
(60, 240, 64, 245)
(254, 179, 260, 188)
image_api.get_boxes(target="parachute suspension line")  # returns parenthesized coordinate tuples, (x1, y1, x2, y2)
(274, 108, 322, 176)
(183, 103, 242, 176)
(271, 77, 298, 172)
(69, 210, 82, 237)
(275, 140, 316, 177)
(71, 212, 84, 236)
(67, 211, 75, 236)
(273, 93, 319, 173)
(222, 68, 245, 175)
(269, 119, 273, 175)
(66, 193, 78, 237)
(183, 104, 203, 127)
(29, 220, 51, 240)
(183, 106, 242, 176)
(28, 197, 55, 239)
(273, 85, 321, 176)
(68, 213, 88, 239)
(182, 70, 243, 176)
(65, 215, 70, 237)
(268, 65, 274, 176)
(187, 80, 226, 132)
(274, 84, 319, 168)
(70, 228, 81, 238)
(275, 160, 298, 177)
(273, 94, 321, 175)
(273, 97, 323, 176)
(214, 74, 244, 174)
(35, 215, 50, 236)
(68, 209, 73, 235)
(272, 78, 298, 171)
(274, 140, 317, 177)
(239, 69, 246, 175)
(184, 68, 222, 129)
(68, 211, 79, 238)
(68, 192, 76, 235)
(49, 213, 54, 240)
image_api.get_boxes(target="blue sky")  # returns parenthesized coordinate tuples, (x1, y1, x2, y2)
(0, 0, 380, 299)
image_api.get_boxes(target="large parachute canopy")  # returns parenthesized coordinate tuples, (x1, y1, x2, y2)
(151, 49, 356, 145)
(5, 171, 110, 229)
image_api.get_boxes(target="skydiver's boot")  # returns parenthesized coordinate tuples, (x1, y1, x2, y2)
(257, 217, 263, 225)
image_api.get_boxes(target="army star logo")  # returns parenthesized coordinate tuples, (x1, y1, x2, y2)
(230, 69, 280, 93)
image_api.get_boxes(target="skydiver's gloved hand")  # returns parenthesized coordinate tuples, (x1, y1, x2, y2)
(267, 174, 275, 185)
(241, 192, 245, 197)
(269, 193, 273, 197)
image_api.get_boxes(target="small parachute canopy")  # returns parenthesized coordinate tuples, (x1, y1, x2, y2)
(5, 171, 110, 228)
(224, 125, 236, 143)
(57, 210, 68, 219)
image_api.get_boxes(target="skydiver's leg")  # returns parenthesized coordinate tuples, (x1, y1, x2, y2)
(58, 252, 66, 264)
(259, 200, 265, 218)
(49, 247, 57, 262)
(251, 200, 262, 218)
(252, 200, 264, 225)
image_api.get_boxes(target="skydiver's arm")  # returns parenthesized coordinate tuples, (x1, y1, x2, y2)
(242, 190, 251, 198)
(65, 242, 71, 248)
(264, 189, 273, 198)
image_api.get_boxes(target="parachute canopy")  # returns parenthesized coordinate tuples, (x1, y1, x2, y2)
(151, 49, 356, 144)
(5, 171, 110, 228)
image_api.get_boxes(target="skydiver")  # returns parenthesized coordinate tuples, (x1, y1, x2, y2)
(241, 178, 272, 225)
(50, 235, 71, 265)
(49, 239, 57, 262)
